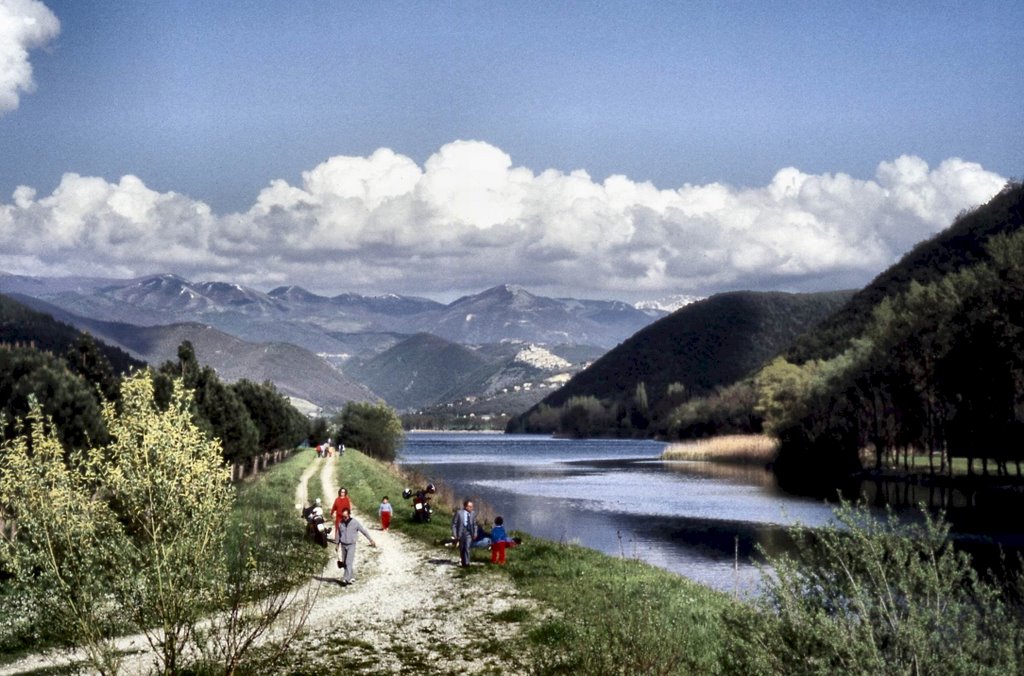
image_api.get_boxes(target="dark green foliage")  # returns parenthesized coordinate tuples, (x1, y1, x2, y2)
(668, 381, 761, 439)
(335, 401, 404, 461)
(0, 346, 106, 450)
(0, 294, 144, 376)
(308, 417, 328, 446)
(193, 367, 259, 462)
(64, 333, 122, 403)
(157, 340, 305, 463)
(231, 379, 308, 452)
(508, 290, 852, 437)
(774, 224, 1024, 484)
(737, 502, 1024, 674)
(787, 181, 1024, 364)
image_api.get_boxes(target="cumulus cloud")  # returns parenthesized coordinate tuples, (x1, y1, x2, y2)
(0, 141, 1008, 299)
(0, 0, 59, 114)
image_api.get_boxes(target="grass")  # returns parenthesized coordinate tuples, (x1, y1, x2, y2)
(332, 448, 758, 674)
(662, 434, 779, 465)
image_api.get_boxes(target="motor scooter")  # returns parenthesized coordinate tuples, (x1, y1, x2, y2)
(301, 499, 333, 547)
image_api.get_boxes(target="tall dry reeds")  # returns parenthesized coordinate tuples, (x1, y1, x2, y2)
(661, 434, 779, 465)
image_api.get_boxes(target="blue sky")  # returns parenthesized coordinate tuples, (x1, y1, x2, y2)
(0, 1, 1020, 300)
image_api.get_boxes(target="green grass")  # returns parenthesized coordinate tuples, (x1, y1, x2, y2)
(333, 449, 759, 674)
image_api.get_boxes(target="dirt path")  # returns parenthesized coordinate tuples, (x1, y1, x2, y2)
(290, 452, 531, 673)
(1, 454, 532, 675)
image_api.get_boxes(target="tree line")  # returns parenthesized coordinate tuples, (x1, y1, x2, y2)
(768, 225, 1024, 484)
(1, 336, 309, 463)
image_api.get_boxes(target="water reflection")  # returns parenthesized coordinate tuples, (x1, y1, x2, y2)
(398, 433, 836, 594)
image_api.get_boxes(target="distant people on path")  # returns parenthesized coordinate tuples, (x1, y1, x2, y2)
(452, 499, 479, 567)
(335, 508, 376, 585)
(379, 496, 393, 531)
(331, 488, 352, 538)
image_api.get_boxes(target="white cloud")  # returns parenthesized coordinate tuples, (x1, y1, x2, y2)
(0, 141, 1009, 298)
(0, 0, 59, 114)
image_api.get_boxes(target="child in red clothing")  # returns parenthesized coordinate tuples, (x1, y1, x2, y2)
(378, 495, 392, 531)
(490, 516, 511, 564)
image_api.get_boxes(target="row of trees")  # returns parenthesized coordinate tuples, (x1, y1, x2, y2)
(1, 337, 309, 464)
(512, 379, 751, 440)
(305, 402, 405, 463)
(768, 227, 1024, 482)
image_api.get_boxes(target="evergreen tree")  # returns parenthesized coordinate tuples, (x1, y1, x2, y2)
(335, 402, 404, 461)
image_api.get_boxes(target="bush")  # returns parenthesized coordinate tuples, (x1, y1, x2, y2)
(739, 501, 1024, 674)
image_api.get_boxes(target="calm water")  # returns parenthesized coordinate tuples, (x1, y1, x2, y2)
(397, 432, 840, 594)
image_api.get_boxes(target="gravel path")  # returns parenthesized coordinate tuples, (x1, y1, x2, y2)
(290, 454, 530, 674)
(1, 454, 531, 675)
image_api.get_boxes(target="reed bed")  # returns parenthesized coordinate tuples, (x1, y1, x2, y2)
(661, 434, 779, 465)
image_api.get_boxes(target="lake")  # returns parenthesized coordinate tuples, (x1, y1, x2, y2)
(397, 432, 842, 594)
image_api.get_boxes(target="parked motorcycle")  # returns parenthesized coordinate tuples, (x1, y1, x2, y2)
(402, 483, 436, 523)
(301, 498, 333, 547)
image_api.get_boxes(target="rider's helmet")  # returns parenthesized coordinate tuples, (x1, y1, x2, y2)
(315, 497, 322, 506)
(426, 483, 436, 493)
(402, 488, 412, 499)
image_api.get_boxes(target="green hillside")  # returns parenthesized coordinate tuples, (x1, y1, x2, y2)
(509, 289, 853, 434)
(343, 333, 491, 410)
(0, 294, 144, 374)
(786, 181, 1024, 363)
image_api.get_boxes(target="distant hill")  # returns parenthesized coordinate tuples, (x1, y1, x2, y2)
(344, 333, 601, 411)
(7, 294, 376, 411)
(0, 294, 144, 374)
(786, 181, 1024, 363)
(343, 333, 491, 410)
(420, 284, 661, 347)
(512, 289, 855, 423)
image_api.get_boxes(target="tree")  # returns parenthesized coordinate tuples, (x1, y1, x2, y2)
(0, 345, 106, 450)
(158, 343, 260, 463)
(335, 401, 404, 461)
(0, 372, 318, 674)
(231, 379, 307, 452)
(64, 333, 122, 403)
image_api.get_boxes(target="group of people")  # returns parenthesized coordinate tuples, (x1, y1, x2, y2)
(451, 499, 519, 566)
(315, 438, 345, 458)
(310, 487, 518, 585)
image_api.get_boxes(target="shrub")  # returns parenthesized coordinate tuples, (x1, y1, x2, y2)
(739, 501, 1024, 674)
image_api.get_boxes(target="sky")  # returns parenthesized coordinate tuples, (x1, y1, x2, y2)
(0, 1, 1021, 302)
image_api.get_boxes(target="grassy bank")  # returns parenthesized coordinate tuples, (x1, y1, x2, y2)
(332, 449, 759, 674)
(662, 434, 779, 465)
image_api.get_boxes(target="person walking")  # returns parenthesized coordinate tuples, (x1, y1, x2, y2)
(335, 508, 376, 585)
(330, 487, 351, 541)
(451, 499, 478, 567)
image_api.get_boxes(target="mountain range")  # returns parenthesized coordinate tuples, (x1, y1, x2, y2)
(1, 275, 667, 413)
(0, 274, 663, 352)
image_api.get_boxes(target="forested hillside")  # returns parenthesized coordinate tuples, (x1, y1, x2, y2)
(507, 290, 853, 437)
(786, 181, 1024, 363)
(1, 294, 144, 375)
(765, 182, 1024, 488)
(1, 294, 310, 465)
